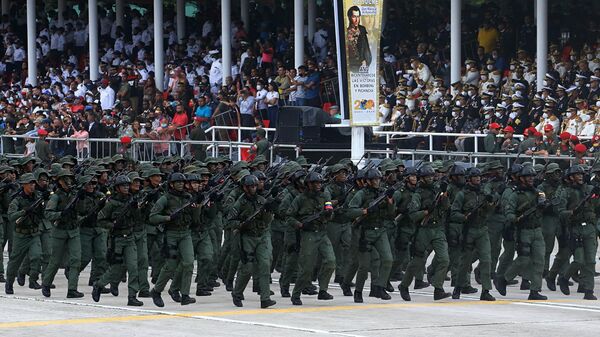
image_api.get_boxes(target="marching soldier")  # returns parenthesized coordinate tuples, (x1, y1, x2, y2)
(536, 163, 563, 279)
(495, 165, 547, 300)
(0, 165, 18, 282)
(288, 172, 336, 305)
(141, 168, 165, 285)
(92, 175, 143, 306)
(5, 173, 44, 294)
(228, 174, 277, 308)
(445, 165, 466, 287)
(42, 169, 84, 298)
(149, 173, 197, 307)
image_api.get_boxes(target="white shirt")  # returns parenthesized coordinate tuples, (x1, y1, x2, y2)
(74, 29, 87, 47)
(13, 47, 25, 62)
(266, 91, 279, 107)
(255, 88, 268, 110)
(98, 86, 115, 110)
(209, 59, 223, 87)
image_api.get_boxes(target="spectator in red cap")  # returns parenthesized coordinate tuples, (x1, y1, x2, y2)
(35, 129, 53, 165)
(518, 128, 547, 156)
(501, 125, 519, 153)
(484, 122, 502, 156)
(557, 132, 572, 156)
(540, 124, 559, 154)
(573, 143, 588, 165)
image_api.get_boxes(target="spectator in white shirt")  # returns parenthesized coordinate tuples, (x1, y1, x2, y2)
(98, 79, 115, 111)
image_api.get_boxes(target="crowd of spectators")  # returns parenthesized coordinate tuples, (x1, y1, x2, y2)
(0, 1, 597, 160)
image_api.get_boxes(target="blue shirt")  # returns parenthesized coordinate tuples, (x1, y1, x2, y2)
(195, 105, 212, 119)
(304, 72, 320, 99)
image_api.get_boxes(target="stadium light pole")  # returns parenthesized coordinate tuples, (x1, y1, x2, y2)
(240, 0, 249, 32)
(294, 0, 304, 68)
(536, 0, 548, 91)
(116, 0, 124, 28)
(450, 0, 461, 88)
(89, 0, 99, 81)
(222, 0, 232, 80)
(177, 0, 185, 44)
(1, 0, 8, 16)
(27, 0, 37, 86)
(154, 0, 164, 90)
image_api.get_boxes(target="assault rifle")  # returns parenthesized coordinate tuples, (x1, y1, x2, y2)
(419, 179, 448, 226)
(77, 192, 111, 226)
(352, 181, 401, 227)
(15, 196, 46, 226)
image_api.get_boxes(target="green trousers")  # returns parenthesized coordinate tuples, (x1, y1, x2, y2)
(171, 230, 213, 292)
(326, 222, 351, 279)
(7, 232, 41, 284)
(218, 228, 233, 279)
(561, 224, 597, 292)
(446, 222, 463, 285)
(457, 226, 492, 290)
(225, 231, 242, 286)
(504, 227, 545, 291)
(270, 228, 285, 273)
(146, 226, 165, 281)
(292, 230, 335, 297)
(42, 228, 81, 291)
(355, 227, 392, 292)
(487, 217, 505, 276)
(548, 226, 571, 279)
(208, 227, 220, 282)
(115, 230, 149, 294)
(79, 227, 108, 283)
(279, 228, 299, 288)
(496, 228, 516, 278)
(18, 228, 52, 279)
(0, 216, 11, 275)
(153, 230, 194, 296)
(233, 231, 273, 301)
(96, 235, 139, 297)
(401, 226, 449, 289)
(541, 216, 560, 274)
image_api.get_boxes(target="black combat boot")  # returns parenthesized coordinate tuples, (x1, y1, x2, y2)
(110, 284, 119, 296)
(354, 291, 363, 303)
(399, 285, 411, 301)
(232, 294, 243, 307)
(181, 295, 196, 305)
(168, 289, 181, 303)
(317, 290, 334, 300)
(208, 280, 220, 288)
(291, 296, 302, 305)
(41, 285, 51, 297)
(528, 290, 547, 300)
(17, 273, 25, 286)
(378, 287, 391, 300)
(150, 289, 165, 307)
(452, 287, 461, 300)
(433, 288, 451, 300)
(128, 296, 143, 306)
(494, 277, 507, 296)
(385, 282, 394, 293)
(260, 299, 276, 308)
(577, 284, 585, 294)
(29, 280, 41, 290)
(92, 285, 101, 302)
(368, 286, 378, 298)
(340, 283, 353, 296)
(5, 282, 14, 295)
(480, 290, 495, 301)
(100, 287, 111, 294)
(583, 291, 597, 300)
(67, 290, 84, 298)
(280, 285, 290, 298)
(520, 279, 531, 290)
(461, 285, 478, 294)
(225, 280, 233, 292)
(545, 274, 556, 291)
(0, 273, 5, 283)
(414, 279, 430, 289)
(196, 288, 212, 296)
(302, 285, 317, 296)
(138, 290, 151, 298)
(557, 276, 570, 295)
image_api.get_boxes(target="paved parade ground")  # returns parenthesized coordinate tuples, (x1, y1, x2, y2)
(1, 252, 600, 337)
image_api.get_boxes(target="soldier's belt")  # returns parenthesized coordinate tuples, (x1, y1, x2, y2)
(56, 223, 78, 230)
(241, 228, 266, 236)
(112, 229, 133, 237)
(15, 227, 39, 235)
(519, 223, 540, 229)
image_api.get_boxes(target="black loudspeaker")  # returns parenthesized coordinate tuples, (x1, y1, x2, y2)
(275, 126, 300, 143)
(302, 126, 321, 142)
(278, 106, 301, 127)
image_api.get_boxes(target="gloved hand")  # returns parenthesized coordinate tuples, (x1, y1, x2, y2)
(264, 199, 278, 212)
(439, 180, 448, 193)
(210, 191, 224, 202)
(385, 188, 395, 198)
(485, 194, 494, 203)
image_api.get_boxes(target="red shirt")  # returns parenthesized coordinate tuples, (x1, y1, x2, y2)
(172, 112, 189, 140)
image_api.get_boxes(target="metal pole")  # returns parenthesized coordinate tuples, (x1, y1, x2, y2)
(1, 0, 8, 16)
(116, 0, 124, 28)
(176, 0, 185, 44)
(27, 0, 37, 86)
(294, 0, 304, 68)
(332, 0, 345, 118)
(154, 0, 164, 90)
(536, 0, 547, 91)
(351, 127, 365, 164)
(450, 0, 461, 86)
(221, 0, 232, 79)
(240, 0, 249, 32)
(57, 0, 65, 27)
(307, 0, 316, 44)
(89, 0, 99, 81)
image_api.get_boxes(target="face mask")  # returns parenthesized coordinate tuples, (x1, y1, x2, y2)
(577, 110, 582, 116)
(495, 112, 502, 118)
(515, 90, 523, 96)
(161, 123, 167, 128)
(481, 99, 488, 105)
(487, 65, 494, 71)
(443, 100, 450, 107)
(566, 112, 572, 118)
(509, 112, 517, 119)
(587, 54, 594, 61)
(481, 75, 488, 81)
(510, 65, 515, 71)
(461, 91, 467, 96)
(575, 81, 582, 87)
(406, 100, 415, 110)
(543, 80, 548, 86)
(256, 85, 263, 90)
(542, 113, 548, 119)
(581, 114, 591, 122)
(485, 113, 491, 119)
(570, 56, 576, 61)
(468, 90, 475, 96)
(451, 111, 457, 118)
(456, 101, 462, 107)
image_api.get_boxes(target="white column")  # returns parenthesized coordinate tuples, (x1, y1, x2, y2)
(307, 0, 316, 44)
(115, 0, 124, 28)
(89, 0, 99, 81)
(240, 0, 249, 32)
(221, 0, 231, 79)
(351, 127, 365, 165)
(176, 0, 185, 44)
(1, 0, 9, 16)
(154, 0, 164, 90)
(450, 0, 461, 86)
(332, 0, 345, 119)
(294, 0, 304, 68)
(57, 0, 65, 27)
(27, 0, 37, 86)
(536, 0, 547, 90)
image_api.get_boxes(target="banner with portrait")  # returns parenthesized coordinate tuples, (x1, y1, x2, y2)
(343, 0, 383, 126)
